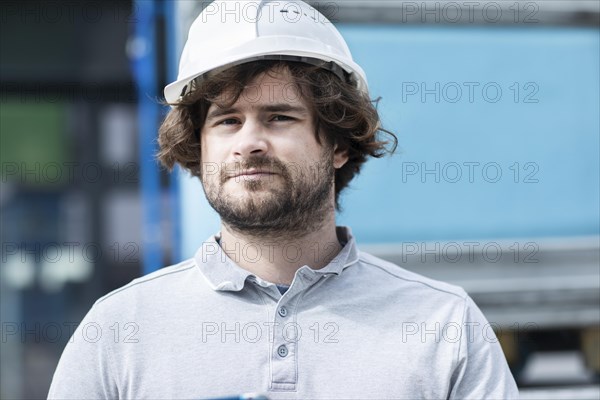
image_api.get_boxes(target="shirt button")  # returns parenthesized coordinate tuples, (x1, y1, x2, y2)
(277, 344, 288, 358)
(278, 306, 288, 317)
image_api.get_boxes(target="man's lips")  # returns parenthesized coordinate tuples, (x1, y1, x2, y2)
(230, 170, 277, 179)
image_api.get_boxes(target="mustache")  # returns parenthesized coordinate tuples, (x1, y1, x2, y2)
(220, 157, 287, 183)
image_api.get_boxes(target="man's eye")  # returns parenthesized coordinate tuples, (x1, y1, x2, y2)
(218, 118, 239, 126)
(271, 115, 294, 122)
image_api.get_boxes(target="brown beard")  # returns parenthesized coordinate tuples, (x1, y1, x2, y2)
(201, 148, 335, 241)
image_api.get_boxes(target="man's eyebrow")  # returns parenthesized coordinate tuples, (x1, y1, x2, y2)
(206, 104, 308, 122)
(206, 107, 239, 122)
(260, 104, 308, 114)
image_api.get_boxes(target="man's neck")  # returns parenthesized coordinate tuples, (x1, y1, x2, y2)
(218, 216, 342, 286)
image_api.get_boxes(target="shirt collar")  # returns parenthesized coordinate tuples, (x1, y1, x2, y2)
(193, 226, 360, 292)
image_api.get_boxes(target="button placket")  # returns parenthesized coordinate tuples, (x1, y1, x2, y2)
(270, 296, 298, 389)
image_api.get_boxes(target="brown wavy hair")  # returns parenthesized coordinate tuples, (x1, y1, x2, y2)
(157, 60, 397, 209)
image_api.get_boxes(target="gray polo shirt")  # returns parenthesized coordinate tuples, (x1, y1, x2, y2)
(48, 227, 519, 399)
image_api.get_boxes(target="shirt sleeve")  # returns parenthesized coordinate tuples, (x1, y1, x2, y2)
(449, 296, 520, 400)
(47, 303, 119, 399)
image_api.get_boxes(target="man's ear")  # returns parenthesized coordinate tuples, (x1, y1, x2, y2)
(333, 142, 349, 169)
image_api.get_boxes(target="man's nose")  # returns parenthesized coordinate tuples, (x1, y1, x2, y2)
(232, 119, 268, 158)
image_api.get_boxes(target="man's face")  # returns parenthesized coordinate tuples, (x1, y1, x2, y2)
(199, 67, 347, 237)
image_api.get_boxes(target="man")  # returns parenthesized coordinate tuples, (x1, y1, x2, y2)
(49, 1, 519, 399)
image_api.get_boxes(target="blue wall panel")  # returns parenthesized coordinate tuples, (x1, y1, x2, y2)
(336, 26, 599, 243)
(179, 26, 600, 257)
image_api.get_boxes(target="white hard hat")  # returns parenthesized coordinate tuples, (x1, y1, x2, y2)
(164, 0, 368, 104)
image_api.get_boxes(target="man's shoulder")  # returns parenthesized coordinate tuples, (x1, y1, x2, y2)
(356, 250, 468, 300)
(94, 258, 199, 308)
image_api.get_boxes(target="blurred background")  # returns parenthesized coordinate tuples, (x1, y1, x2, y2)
(1, 0, 599, 398)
